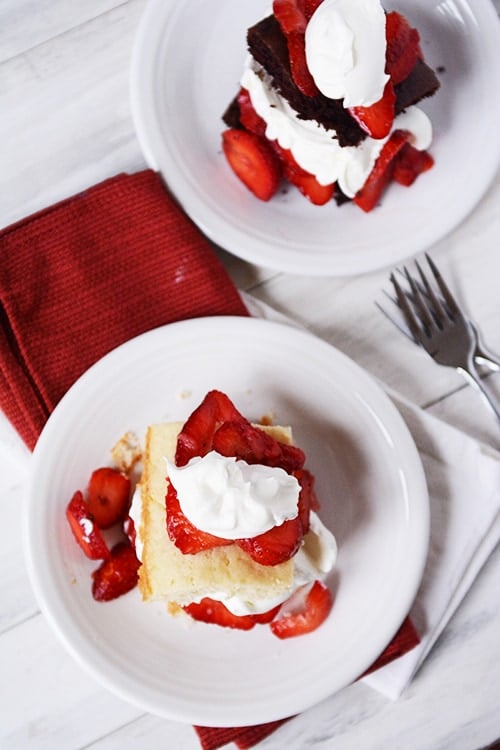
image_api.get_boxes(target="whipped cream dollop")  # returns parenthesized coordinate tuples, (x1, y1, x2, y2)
(241, 59, 432, 196)
(131, 453, 337, 617)
(305, 0, 389, 107)
(167, 451, 300, 539)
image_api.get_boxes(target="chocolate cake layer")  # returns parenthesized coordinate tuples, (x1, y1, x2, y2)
(245, 14, 439, 148)
(247, 15, 365, 147)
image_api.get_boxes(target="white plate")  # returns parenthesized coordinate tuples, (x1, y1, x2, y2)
(24, 317, 429, 726)
(130, 0, 500, 276)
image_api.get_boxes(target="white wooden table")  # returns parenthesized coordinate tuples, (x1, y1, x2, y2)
(1, 2, 500, 748)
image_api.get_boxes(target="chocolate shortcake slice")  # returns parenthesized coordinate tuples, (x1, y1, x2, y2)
(221, 0, 440, 210)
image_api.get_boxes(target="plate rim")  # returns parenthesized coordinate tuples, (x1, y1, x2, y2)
(24, 316, 430, 725)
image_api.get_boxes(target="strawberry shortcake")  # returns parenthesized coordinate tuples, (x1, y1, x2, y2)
(66, 390, 337, 639)
(132, 390, 337, 638)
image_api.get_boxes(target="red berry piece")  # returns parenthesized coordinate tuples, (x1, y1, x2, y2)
(303, 0, 323, 21)
(392, 143, 434, 186)
(86, 467, 131, 529)
(123, 515, 136, 547)
(91, 541, 140, 602)
(212, 419, 305, 472)
(286, 31, 319, 97)
(273, 144, 334, 205)
(291, 172, 334, 206)
(270, 580, 333, 638)
(222, 129, 282, 202)
(273, 0, 319, 96)
(237, 515, 303, 566)
(294, 468, 320, 534)
(353, 129, 409, 212)
(165, 482, 232, 554)
(273, 0, 307, 34)
(385, 12, 423, 85)
(349, 80, 396, 140)
(237, 88, 267, 137)
(66, 490, 110, 560)
(175, 390, 245, 466)
(184, 598, 281, 630)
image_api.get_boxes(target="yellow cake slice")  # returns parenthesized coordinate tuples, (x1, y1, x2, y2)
(136, 422, 297, 609)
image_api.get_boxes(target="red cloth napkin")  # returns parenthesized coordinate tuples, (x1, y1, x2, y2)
(0, 170, 420, 749)
(0, 170, 248, 449)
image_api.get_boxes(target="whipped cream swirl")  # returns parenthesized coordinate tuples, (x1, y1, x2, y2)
(305, 0, 389, 107)
(241, 59, 432, 196)
(167, 451, 300, 539)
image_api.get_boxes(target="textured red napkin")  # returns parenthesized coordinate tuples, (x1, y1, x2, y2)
(0, 170, 248, 449)
(0, 169, 420, 749)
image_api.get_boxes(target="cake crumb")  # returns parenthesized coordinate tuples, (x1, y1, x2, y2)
(259, 412, 275, 426)
(111, 431, 142, 473)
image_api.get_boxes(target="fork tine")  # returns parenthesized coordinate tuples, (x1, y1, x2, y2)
(413, 259, 448, 328)
(405, 264, 435, 331)
(425, 252, 460, 315)
(390, 272, 423, 342)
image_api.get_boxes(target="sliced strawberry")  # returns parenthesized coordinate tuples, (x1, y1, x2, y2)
(175, 389, 305, 471)
(286, 31, 319, 97)
(288, 170, 334, 205)
(392, 143, 434, 186)
(91, 541, 140, 602)
(123, 515, 136, 547)
(270, 580, 333, 638)
(295, 468, 319, 534)
(66, 490, 110, 560)
(349, 80, 396, 140)
(212, 420, 305, 472)
(175, 390, 244, 466)
(238, 515, 302, 566)
(251, 604, 282, 623)
(273, 1, 319, 96)
(86, 467, 131, 529)
(353, 129, 409, 212)
(222, 129, 282, 202)
(273, 0, 307, 33)
(237, 88, 266, 137)
(273, 144, 334, 205)
(184, 598, 280, 630)
(303, 0, 323, 20)
(385, 11, 423, 86)
(184, 598, 256, 630)
(166, 481, 232, 554)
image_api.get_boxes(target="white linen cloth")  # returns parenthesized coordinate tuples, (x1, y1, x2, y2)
(244, 293, 500, 700)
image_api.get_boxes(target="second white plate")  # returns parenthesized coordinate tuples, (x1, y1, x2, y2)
(130, 0, 500, 276)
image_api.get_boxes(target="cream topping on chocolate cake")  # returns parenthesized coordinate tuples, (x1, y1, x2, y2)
(305, 0, 389, 106)
(242, 58, 432, 196)
(244, 14, 439, 148)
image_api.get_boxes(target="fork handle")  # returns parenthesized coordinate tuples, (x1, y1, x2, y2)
(460, 356, 500, 424)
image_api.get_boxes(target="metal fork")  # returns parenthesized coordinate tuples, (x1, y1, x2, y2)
(389, 254, 500, 423)
(378, 270, 500, 373)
